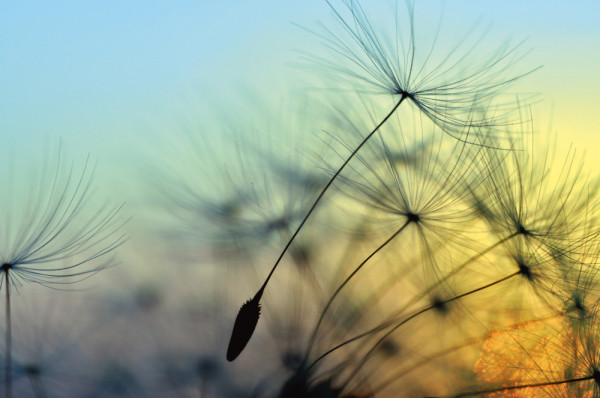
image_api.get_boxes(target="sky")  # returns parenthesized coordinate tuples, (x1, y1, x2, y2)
(0, 2, 599, 393)
(1, 0, 599, 206)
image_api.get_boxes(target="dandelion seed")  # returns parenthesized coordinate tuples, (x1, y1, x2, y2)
(472, 131, 600, 258)
(305, 0, 538, 137)
(158, 98, 333, 264)
(228, 0, 538, 360)
(0, 145, 126, 398)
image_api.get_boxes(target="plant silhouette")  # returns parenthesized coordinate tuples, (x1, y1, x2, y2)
(227, 0, 538, 365)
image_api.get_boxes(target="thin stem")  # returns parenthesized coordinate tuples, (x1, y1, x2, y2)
(371, 312, 565, 395)
(340, 270, 521, 390)
(417, 232, 518, 303)
(449, 375, 594, 397)
(227, 96, 408, 361)
(306, 232, 518, 371)
(303, 219, 412, 364)
(4, 270, 12, 398)
(258, 94, 407, 295)
(323, 233, 441, 350)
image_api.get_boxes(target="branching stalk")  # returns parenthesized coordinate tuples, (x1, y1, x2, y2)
(228, 95, 408, 361)
(303, 219, 412, 364)
(306, 232, 519, 370)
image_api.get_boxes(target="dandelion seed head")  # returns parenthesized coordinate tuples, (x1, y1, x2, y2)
(517, 261, 533, 281)
(473, 131, 599, 264)
(157, 95, 334, 263)
(568, 294, 589, 321)
(516, 222, 531, 237)
(332, 110, 483, 231)
(306, 0, 537, 138)
(0, 145, 125, 289)
(406, 211, 420, 224)
(431, 295, 449, 315)
(277, 371, 312, 398)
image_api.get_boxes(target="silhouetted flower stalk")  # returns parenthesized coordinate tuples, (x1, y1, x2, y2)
(302, 229, 519, 371)
(227, 95, 408, 362)
(146, 1, 600, 396)
(370, 312, 567, 395)
(300, 117, 486, 364)
(266, 122, 590, 396)
(301, 199, 593, 388)
(302, 217, 412, 366)
(339, 270, 526, 389)
(227, 0, 537, 361)
(308, 231, 589, 393)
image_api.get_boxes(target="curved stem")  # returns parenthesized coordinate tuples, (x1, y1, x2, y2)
(371, 312, 564, 395)
(307, 232, 518, 371)
(227, 97, 408, 361)
(340, 270, 521, 390)
(303, 219, 411, 364)
(258, 95, 407, 294)
(449, 375, 594, 397)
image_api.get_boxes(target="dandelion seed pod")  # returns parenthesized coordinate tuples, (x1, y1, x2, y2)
(226, 294, 261, 361)
(309, 0, 538, 139)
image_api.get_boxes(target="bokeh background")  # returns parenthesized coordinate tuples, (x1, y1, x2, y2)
(1, 0, 599, 396)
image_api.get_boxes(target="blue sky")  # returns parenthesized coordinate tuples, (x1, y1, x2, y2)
(1, 1, 598, 200)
